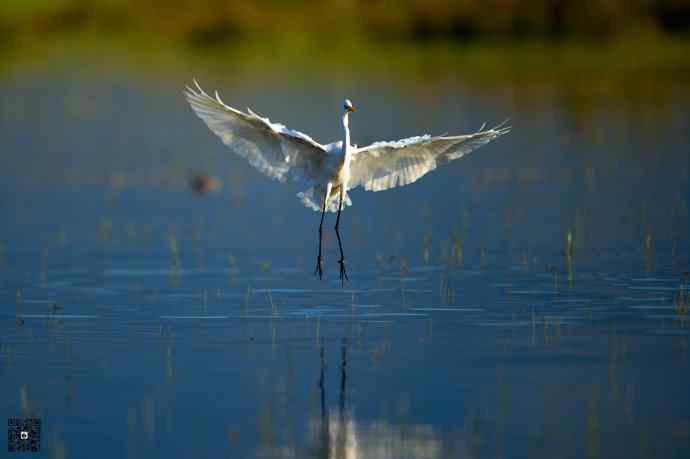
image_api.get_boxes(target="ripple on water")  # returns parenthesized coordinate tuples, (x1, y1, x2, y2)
(616, 296, 670, 302)
(98, 306, 140, 313)
(78, 287, 119, 295)
(251, 288, 397, 295)
(17, 314, 100, 319)
(289, 307, 343, 316)
(643, 314, 687, 320)
(215, 292, 248, 298)
(409, 265, 444, 272)
(224, 315, 306, 320)
(646, 329, 690, 335)
(252, 288, 335, 294)
(475, 321, 532, 327)
(630, 277, 678, 282)
(511, 290, 555, 295)
(160, 315, 229, 319)
(628, 286, 678, 291)
(360, 312, 428, 318)
(105, 268, 203, 277)
(158, 293, 205, 298)
(41, 281, 72, 288)
(379, 277, 429, 282)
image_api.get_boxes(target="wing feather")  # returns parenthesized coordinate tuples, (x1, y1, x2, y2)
(349, 122, 510, 192)
(185, 80, 328, 183)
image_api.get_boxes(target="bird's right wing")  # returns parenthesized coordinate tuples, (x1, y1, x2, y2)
(349, 122, 510, 192)
(185, 80, 328, 183)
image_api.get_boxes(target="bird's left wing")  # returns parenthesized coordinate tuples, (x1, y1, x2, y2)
(185, 80, 328, 183)
(349, 122, 510, 192)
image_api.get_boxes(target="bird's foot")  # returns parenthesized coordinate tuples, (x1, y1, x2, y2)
(338, 257, 349, 286)
(314, 256, 324, 280)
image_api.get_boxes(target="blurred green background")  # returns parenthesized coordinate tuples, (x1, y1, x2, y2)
(1, 0, 690, 94)
(3, 0, 690, 42)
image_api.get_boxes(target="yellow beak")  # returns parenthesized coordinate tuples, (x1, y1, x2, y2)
(347, 106, 356, 113)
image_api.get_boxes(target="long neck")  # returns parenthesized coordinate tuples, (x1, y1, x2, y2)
(342, 112, 352, 159)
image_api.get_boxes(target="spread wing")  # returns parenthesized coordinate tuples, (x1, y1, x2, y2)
(185, 80, 328, 183)
(349, 122, 510, 192)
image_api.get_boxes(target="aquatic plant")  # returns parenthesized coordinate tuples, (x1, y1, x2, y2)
(227, 254, 236, 286)
(451, 229, 463, 266)
(167, 228, 181, 288)
(98, 218, 112, 248)
(260, 260, 272, 273)
(675, 272, 688, 317)
(565, 230, 574, 287)
(644, 226, 653, 273)
(421, 232, 432, 265)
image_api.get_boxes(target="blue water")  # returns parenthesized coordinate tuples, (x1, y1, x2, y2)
(1, 62, 689, 458)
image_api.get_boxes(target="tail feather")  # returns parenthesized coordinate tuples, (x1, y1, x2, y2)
(298, 186, 352, 212)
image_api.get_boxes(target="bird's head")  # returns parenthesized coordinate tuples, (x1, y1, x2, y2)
(343, 99, 356, 113)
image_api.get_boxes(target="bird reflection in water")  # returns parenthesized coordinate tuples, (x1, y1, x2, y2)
(257, 338, 443, 459)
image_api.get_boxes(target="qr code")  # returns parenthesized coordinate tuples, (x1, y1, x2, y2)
(8, 418, 41, 453)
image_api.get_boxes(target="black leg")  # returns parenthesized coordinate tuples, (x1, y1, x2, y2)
(314, 188, 327, 280)
(335, 190, 348, 286)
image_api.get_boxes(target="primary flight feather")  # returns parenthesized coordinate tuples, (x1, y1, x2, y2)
(185, 80, 510, 284)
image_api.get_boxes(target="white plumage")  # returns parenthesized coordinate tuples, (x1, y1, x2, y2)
(184, 80, 510, 212)
(184, 79, 510, 283)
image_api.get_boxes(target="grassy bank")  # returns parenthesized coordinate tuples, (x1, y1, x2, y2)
(2, 0, 690, 44)
(0, 0, 689, 105)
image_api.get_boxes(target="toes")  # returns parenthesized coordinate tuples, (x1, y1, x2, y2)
(314, 257, 324, 279)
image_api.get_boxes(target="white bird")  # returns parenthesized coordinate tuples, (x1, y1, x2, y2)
(185, 80, 510, 284)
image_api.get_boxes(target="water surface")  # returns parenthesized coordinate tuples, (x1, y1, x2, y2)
(1, 54, 689, 458)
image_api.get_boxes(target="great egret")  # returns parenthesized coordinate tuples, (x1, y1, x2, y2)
(185, 80, 510, 285)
